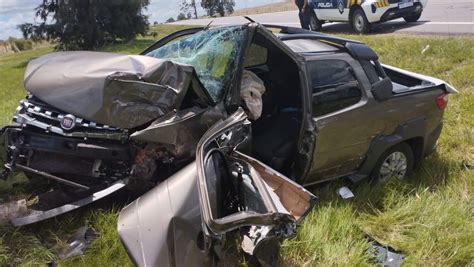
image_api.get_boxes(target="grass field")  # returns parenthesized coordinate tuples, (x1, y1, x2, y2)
(0, 25, 473, 266)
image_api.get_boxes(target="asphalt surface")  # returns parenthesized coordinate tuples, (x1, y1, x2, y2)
(172, 0, 473, 35)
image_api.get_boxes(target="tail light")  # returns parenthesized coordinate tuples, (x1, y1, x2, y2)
(436, 93, 449, 109)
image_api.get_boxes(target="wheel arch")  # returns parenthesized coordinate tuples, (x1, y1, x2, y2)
(349, 117, 427, 183)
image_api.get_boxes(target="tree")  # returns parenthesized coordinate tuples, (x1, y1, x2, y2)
(166, 17, 176, 23)
(179, 0, 198, 19)
(19, 0, 150, 50)
(201, 0, 235, 17)
(177, 13, 187, 21)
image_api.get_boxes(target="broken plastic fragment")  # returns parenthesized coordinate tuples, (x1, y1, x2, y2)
(421, 45, 430, 54)
(58, 226, 98, 260)
(336, 186, 354, 199)
(0, 199, 28, 223)
(371, 243, 404, 267)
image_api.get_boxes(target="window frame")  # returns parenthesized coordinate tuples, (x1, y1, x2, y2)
(307, 57, 367, 118)
(243, 42, 269, 68)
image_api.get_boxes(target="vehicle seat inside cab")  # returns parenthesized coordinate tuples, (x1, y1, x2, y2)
(242, 32, 303, 175)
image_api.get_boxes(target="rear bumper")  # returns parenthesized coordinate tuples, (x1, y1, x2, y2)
(380, 3, 423, 22)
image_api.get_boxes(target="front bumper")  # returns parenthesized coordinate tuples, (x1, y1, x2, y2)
(380, 3, 423, 22)
(0, 125, 132, 226)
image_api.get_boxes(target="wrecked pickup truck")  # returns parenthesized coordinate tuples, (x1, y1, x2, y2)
(0, 23, 456, 258)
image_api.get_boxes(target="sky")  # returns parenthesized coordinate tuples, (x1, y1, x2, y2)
(0, 0, 283, 40)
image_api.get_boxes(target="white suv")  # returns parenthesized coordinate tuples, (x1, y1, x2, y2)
(308, 0, 427, 33)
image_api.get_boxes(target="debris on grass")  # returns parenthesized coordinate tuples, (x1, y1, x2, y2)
(0, 199, 28, 223)
(57, 226, 98, 260)
(337, 186, 355, 199)
(370, 242, 404, 267)
(421, 45, 430, 54)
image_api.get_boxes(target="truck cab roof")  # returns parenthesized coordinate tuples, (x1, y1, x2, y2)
(265, 24, 379, 60)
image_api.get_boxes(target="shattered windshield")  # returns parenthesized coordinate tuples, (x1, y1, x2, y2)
(147, 26, 246, 102)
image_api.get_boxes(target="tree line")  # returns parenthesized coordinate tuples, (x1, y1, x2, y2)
(19, 0, 235, 50)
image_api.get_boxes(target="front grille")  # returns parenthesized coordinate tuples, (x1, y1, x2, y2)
(15, 98, 118, 131)
(12, 97, 128, 141)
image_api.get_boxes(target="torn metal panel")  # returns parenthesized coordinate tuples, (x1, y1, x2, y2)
(130, 104, 226, 158)
(24, 52, 197, 129)
(10, 179, 128, 226)
(118, 163, 207, 267)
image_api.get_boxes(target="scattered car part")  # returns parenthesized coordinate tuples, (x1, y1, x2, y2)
(337, 186, 355, 199)
(10, 179, 128, 226)
(0, 199, 28, 224)
(371, 242, 405, 267)
(57, 226, 98, 260)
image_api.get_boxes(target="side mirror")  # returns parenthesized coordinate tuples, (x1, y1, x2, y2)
(371, 77, 393, 101)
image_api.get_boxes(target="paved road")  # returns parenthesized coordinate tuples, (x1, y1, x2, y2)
(172, 0, 473, 35)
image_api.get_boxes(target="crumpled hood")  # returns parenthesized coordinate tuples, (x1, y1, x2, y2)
(24, 51, 196, 129)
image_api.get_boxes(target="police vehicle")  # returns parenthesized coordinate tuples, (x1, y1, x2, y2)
(308, 0, 427, 33)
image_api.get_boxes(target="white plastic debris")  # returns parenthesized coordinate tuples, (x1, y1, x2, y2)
(337, 186, 354, 199)
(421, 45, 430, 54)
(0, 199, 28, 223)
(240, 70, 266, 120)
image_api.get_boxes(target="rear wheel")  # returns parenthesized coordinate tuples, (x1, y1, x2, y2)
(309, 11, 322, 32)
(372, 143, 414, 184)
(351, 9, 371, 34)
(404, 12, 422, 22)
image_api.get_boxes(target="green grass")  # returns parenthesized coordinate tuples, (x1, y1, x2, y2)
(0, 27, 473, 266)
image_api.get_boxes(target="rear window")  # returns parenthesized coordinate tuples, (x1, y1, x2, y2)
(283, 39, 339, 53)
(308, 60, 362, 117)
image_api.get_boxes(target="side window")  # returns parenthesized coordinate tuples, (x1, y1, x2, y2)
(244, 43, 268, 68)
(309, 60, 362, 117)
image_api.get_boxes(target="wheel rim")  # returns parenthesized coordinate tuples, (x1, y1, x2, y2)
(354, 14, 364, 31)
(378, 151, 408, 182)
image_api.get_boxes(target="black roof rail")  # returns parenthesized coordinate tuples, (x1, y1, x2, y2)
(261, 24, 361, 46)
(261, 24, 378, 60)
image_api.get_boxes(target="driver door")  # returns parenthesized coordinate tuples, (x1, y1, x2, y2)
(117, 109, 316, 266)
(195, 108, 316, 263)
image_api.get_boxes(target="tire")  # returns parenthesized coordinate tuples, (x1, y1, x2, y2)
(309, 12, 322, 32)
(351, 9, 371, 34)
(371, 143, 414, 184)
(404, 12, 422, 23)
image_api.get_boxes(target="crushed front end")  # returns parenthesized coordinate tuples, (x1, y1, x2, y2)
(0, 49, 227, 226)
(0, 97, 136, 226)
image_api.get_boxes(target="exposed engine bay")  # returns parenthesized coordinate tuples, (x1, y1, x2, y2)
(0, 51, 226, 226)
